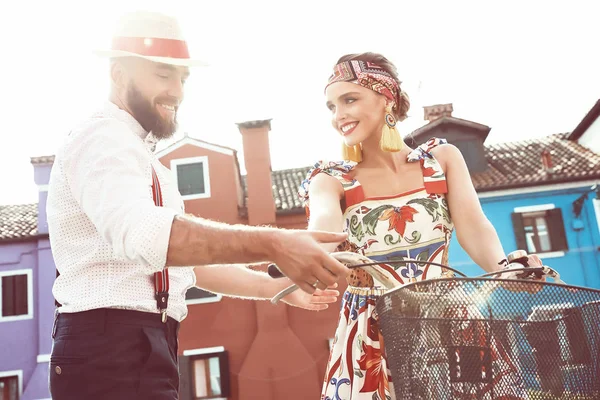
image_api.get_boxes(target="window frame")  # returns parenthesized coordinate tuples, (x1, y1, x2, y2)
(170, 156, 211, 200)
(0, 370, 23, 399)
(183, 347, 230, 400)
(0, 269, 33, 322)
(521, 212, 553, 253)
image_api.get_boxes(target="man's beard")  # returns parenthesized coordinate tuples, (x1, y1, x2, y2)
(126, 83, 178, 140)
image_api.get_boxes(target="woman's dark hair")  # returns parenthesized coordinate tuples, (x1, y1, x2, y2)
(336, 52, 410, 121)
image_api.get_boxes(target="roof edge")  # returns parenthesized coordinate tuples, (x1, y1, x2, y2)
(568, 99, 600, 141)
(155, 136, 238, 158)
(0, 233, 49, 244)
(410, 116, 491, 139)
(475, 175, 600, 193)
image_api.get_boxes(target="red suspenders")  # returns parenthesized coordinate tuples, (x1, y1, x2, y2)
(151, 166, 170, 323)
(54, 166, 170, 323)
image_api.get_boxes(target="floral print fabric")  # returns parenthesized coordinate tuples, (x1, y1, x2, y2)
(300, 138, 526, 400)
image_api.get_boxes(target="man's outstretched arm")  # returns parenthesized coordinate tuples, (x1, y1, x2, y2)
(167, 214, 349, 294)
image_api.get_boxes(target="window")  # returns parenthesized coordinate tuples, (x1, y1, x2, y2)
(0, 372, 20, 400)
(0, 270, 32, 322)
(511, 205, 568, 255)
(171, 156, 211, 200)
(182, 348, 230, 399)
(186, 287, 222, 305)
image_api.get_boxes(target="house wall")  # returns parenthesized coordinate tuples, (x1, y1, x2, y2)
(0, 241, 39, 399)
(159, 143, 245, 225)
(449, 184, 600, 288)
(177, 209, 341, 400)
(176, 123, 341, 399)
(275, 212, 308, 229)
(0, 160, 55, 399)
(0, 237, 55, 400)
(178, 292, 341, 400)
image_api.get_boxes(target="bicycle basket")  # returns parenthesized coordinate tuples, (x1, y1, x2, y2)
(375, 278, 600, 400)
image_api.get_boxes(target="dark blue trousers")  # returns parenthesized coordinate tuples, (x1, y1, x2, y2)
(50, 308, 180, 400)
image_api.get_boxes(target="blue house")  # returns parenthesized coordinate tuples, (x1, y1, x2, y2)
(407, 102, 600, 288)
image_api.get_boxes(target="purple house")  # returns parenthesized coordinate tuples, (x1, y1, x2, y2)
(0, 157, 55, 400)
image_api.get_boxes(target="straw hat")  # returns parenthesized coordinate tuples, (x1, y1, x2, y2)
(94, 11, 207, 67)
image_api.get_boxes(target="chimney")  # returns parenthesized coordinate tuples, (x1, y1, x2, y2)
(237, 119, 277, 226)
(30, 155, 55, 235)
(424, 103, 453, 122)
(541, 149, 556, 174)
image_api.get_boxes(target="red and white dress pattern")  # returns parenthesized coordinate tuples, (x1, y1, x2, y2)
(299, 138, 527, 400)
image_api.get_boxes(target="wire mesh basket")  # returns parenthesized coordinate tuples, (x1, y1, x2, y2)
(375, 278, 600, 400)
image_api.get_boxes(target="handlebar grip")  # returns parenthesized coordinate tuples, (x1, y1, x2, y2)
(506, 250, 545, 279)
(267, 263, 286, 279)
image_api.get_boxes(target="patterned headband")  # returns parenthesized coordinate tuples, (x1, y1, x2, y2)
(325, 60, 400, 108)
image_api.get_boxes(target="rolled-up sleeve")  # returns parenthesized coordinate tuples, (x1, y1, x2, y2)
(62, 118, 178, 272)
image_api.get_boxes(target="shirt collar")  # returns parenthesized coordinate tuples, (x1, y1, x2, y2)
(104, 101, 159, 152)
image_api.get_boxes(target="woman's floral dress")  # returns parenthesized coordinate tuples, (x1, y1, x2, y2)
(299, 138, 527, 400)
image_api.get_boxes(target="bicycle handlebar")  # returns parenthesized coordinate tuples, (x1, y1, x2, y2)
(269, 251, 564, 304)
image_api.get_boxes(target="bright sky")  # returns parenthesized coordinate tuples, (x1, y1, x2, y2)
(1, 0, 599, 206)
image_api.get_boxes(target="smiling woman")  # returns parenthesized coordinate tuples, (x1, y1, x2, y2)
(324, 53, 410, 163)
(300, 52, 546, 400)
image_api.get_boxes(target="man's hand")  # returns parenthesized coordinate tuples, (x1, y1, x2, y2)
(282, 282, 340, 311)
(269, 230, 350, 294)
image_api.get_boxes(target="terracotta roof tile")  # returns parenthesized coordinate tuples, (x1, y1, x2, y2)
(0, 204, 38, 241)
(472, 133, 600, 191)
(30, 155, 55, 164)
(8, 134, 600, 235)
(270, 167, 308, 211)
(267, 133, 600, 214)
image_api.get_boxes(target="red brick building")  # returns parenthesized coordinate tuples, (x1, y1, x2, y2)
(156, 120, 334, 400)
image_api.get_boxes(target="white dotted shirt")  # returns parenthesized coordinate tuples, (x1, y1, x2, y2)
(47, 101, 196, 322)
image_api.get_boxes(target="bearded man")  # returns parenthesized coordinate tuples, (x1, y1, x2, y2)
(46, 11, 348, 399)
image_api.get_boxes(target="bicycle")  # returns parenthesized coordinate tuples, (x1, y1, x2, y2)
(268, 251, 600, 399)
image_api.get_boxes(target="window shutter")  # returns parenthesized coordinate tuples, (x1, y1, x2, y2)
(1, 275, 28, 317)
(2, 276, 14, 316)
(546, 208, 569, 251)
(178, 355, 193, 400)
(511, 212, 528, 251)
(220, 351, 231, 397)
(14, 275, 28, 316)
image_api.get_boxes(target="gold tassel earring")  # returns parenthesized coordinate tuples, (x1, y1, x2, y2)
(342, 143, 362, 162)
(380, 104, 404, 152)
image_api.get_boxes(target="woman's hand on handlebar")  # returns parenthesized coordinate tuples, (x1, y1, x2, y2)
(500, 254, 547, 294)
